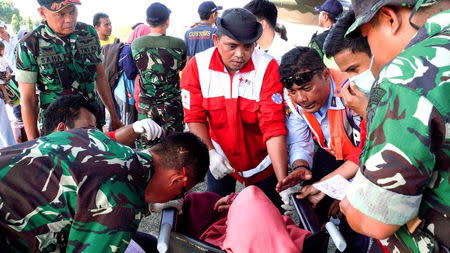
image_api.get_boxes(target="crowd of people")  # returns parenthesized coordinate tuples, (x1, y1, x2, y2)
(0, 0, 448, 252)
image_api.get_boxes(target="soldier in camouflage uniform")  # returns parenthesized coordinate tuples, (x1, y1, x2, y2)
(131, 2, 186, 148)
(0, 128, 209, 252)
(339, 0, 450, 252)
(15, 0, 122, 140)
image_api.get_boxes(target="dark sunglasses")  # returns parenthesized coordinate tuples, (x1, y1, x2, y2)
(282, 68, 323, 87)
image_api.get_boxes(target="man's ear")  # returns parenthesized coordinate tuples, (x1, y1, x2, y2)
(38, 7, 46, 20)
(56, 122, 67, 132)
(378, 6, 402, 35)
(212, 33, 219, 47)
(169, 172, 187, 187)
(321, 68, 330, 81)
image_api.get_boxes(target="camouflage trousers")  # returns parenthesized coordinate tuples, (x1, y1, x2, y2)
(137, 96, 184, 148)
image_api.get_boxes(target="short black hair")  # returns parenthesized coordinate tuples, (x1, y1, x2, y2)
(275, 23, 287, 41)
(93, 12, 109, 27)
(151, 132, 209, 186)
(0, 41, 4, 51)
(42, 95, 98, 136)
(199, 11, 215, 21)
(279, 46, 325, 89)
(244, 0, 277, 29)
(323, 11, 371, 58)
(326, 11, 339, 24)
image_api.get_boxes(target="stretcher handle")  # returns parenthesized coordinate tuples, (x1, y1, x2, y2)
(157, 208, 177, 253)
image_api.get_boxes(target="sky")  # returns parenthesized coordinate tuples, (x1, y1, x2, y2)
(12, 0, 323, 45)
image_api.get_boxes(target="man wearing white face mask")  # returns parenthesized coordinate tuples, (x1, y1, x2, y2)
(323, 10, 382, 120)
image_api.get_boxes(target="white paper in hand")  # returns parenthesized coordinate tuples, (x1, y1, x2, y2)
(313, 175, 350, 200)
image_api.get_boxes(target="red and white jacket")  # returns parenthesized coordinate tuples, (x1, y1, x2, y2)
(181, 47, 286, 184)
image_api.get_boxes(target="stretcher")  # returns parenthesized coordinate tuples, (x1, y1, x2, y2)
(156, 194, 346, 253)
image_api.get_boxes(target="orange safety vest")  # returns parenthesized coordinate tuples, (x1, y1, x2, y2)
(302, 69, 355, 160)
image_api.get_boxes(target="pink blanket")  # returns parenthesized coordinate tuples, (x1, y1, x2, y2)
(182, 186, 311, 253)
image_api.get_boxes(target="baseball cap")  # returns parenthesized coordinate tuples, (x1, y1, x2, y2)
(314, 0, 343, 16)
(198, 1, 223, 16)
(345, 0, 434, 39)
(146, 2, 171, 25)
(0, 20, 5, 28)
(37, 0, 81, 12)
(215, 8, 262, 44)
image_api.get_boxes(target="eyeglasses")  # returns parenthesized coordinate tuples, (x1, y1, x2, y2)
(282, 68, 323, 87)
(174, 167, 187, 200)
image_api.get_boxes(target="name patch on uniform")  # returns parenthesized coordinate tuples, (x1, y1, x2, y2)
(76, 38, 98, 54)
(181, 89, 190, 110)
(368, 87, 386, 108)
(37, 53, 64, 65)
(272, 93, 282, 104)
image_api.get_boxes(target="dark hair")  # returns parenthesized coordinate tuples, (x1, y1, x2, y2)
(151, 132, 209, 185)
(326, 11, 339, 23)
(199, 11, 215, 21)
(132, 22, 143, 30)
(42, 95, 98, 136)
(279, 46, 325, 89)
(244, 0, 277, 29)
(323, 11, 371, 58)
(93, 12, 109, 27)
(0, 41, 4, 51)
(275, 23, 287, 41)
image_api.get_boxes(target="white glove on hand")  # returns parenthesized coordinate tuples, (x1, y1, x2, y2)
(209, 149, 234, 180)
(149, 198, 184, 214)
(132, 118, 163, 141)
(279, 186, 299, 216)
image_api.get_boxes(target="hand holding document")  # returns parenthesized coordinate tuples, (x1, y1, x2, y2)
(313, 175, 351, 200)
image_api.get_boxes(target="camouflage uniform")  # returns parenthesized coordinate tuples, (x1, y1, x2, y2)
(346, 9, 450, 252)
(15, 22, 103, 126)
(0, 128, 153, 252)
(131, 35, 186, 148)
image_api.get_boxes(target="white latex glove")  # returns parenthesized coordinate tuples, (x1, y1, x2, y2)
(132, 118, 163, 141)
(279, 186, 299, 216)
(209, 149, 234, 180)
(149, 198, 184, 214)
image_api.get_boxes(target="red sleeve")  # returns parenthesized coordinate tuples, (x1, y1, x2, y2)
(180, 57, 208, 124)
(106, 131, 116, 141)
(345, 119, 366, 164)
(258, 59, 287, 142)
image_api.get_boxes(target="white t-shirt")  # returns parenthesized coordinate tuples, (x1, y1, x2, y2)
(0, 56, 9, 84)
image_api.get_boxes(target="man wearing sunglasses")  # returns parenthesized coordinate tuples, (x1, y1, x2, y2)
(276, 46, 362, 220)
(181, 8, 288, 209)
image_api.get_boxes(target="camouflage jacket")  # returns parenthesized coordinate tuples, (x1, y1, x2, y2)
(346, 10, 450, 252)
(0, 128, 153, 252)
(131, 34, 186, 104)
(15, 22, 102, 113)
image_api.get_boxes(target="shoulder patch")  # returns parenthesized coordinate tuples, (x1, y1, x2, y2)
(272, 92, 282, 104)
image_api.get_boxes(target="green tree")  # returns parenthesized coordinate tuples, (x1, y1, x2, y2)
(11, 14, 20, 33)
(26, 17, 33, 31)
(0, 0, 20, 23)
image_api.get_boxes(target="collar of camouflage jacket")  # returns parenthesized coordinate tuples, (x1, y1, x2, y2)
(406, 9, 450, 50)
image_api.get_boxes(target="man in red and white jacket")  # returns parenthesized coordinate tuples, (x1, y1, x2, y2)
(181, 8, 288, 208)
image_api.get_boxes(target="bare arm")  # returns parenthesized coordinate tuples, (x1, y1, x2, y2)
(113, 125, 139, 147)
(187, 122, 214, 150)
(95, 64, 123, 130)
(266, 135, 288, 182)
(19, 82, 39, 139)
(340, 197, 400, 239)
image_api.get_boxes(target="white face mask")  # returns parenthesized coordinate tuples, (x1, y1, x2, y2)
(349, 56, 375, 94)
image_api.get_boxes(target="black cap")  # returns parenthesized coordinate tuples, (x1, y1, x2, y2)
(314, 0, 343, 16)
(146, 2, 171, 26)
(198, 1, 223, 17)
(215, 8, 262, 44)
(37, 0, 81, 12)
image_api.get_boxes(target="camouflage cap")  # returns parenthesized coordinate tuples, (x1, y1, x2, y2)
(345, 0, 433, 39)
(38, 0, 81, 12)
